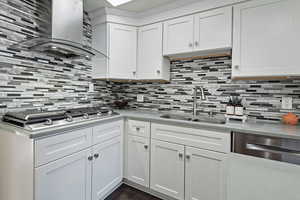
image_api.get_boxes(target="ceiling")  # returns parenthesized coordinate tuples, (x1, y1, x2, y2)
(84, 0, 179, 12)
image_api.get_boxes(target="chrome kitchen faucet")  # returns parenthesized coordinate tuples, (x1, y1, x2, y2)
(193, 86, 206, 118)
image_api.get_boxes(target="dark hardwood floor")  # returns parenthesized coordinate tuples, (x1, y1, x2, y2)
(105, 185, 162, 200)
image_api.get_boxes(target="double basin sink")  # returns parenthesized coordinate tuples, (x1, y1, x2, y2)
(160, 114, 226, 124)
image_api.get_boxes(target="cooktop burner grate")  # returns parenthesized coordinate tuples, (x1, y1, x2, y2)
(2, 106, 118, 131)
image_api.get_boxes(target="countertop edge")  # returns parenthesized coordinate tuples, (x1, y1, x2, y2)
(1, 111, 300, 140)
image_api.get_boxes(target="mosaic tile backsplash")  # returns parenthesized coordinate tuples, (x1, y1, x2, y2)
(1, 1, 300, 122)
(0, 0, 107, 115)
(101, 56, 300, 122)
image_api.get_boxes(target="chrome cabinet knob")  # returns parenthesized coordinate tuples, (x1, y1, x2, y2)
(186, 155, 191, 160)
(94, 153, 99, 159)
(136, 127, 140, 131)
(234, 65, 239, 69)
(157, 70, 161, 74)
(88, 156, 93, 161)
(195, 41, 199, 46)
(144, 145, 148, 150)
(189, 43, 193, 47)
(178, 152, 183, 158)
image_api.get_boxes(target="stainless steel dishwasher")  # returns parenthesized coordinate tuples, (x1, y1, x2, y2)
(228, 132, 300, 200)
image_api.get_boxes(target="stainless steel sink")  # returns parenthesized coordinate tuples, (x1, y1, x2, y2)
(160, 114, 226, 124)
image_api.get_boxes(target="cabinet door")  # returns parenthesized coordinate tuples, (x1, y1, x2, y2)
(163, 15, 194, 55)
(138, 23, 169, 80)
(185, 147, 227, 200)
(92, 136, 122, 200)
(35, 149, 92, 200)
(127, 135, 150, 187)
(150, 139, 185, 200)
(109, 23, 137, 79)
(232, 0, 300, 78)
(194, 7, 232, 51)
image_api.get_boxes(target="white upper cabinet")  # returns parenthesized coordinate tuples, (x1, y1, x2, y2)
(185, 147, 227, 200)
(163, 7, 232, 56)
(163, 15, 195, 55)
(92, 7, 233, 80)
(109, 24, 137, 79)
(232, 0, 300, 79)
(194, 7, 232, 51)
(92, 23, 137, 80)
(138, 23, 170, 81)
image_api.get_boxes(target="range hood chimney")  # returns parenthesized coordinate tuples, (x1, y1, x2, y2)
(11, 0, 107, 60)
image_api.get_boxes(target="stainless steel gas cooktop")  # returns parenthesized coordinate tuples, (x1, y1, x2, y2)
(2, 106, 119, 131)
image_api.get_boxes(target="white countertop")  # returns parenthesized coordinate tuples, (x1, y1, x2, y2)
(1, 109, 300, 140)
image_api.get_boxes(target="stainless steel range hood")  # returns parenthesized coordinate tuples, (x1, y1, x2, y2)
(11, 0, 107, 59)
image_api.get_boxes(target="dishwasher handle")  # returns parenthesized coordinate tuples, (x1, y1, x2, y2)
(233, 132, 300, 165)
(246, 143, 300, 156)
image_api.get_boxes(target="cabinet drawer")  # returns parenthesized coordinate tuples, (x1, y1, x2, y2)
(35, 128, 92, 167)
(151, 123, 230, 153)
(127, 120, 150, 138)
(93, 120, 123, 145)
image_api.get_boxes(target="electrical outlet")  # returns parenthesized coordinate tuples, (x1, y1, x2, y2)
(282, 97, 293, 109)
(137, 95, 144, 102)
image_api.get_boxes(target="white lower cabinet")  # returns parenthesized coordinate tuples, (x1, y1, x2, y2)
(127, 135, 150, 187)
(148, 123, 230, 200)
(92, 136, 123, 200)
(35, 149, 92, 200)
(185, 147, 227, 200)
(35, 121, 123, 200)
(35, 120, 229, 200)
(150, 139, 185, 200)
